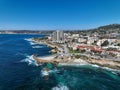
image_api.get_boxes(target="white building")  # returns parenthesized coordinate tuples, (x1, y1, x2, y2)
(78, 38, 86, 43)
(72, 34, 79, 38)
(52, 30, 64, 43)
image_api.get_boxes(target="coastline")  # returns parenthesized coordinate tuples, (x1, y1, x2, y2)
(30, 37, 120, 71)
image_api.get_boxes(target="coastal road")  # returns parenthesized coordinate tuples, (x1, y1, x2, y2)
(63, 44, 70, 57)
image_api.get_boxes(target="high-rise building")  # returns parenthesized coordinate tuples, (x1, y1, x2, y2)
(52, 30, 64, 43)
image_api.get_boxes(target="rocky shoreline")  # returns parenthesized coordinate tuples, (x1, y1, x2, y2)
(31, 38, 120, 70)
(88, 59, 120, 70)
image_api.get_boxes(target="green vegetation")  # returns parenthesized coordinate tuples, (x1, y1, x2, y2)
(117, 43, 120, 46)
(107, 48, 117, 51)
(65, 24, 120, 35)
(68, 48, 79, 53)
(1, 24, 120, 34)
(101, 40, 109, 46)
(68, 47, 86, 53)
(109, 53, 116, 57)
(75, 55, 81, 59)
(92, 40, 97, 45)
(75, 55, 89, 60)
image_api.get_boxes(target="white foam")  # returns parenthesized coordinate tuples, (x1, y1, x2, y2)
(112, 71, 118, 75)
(41, 68, 60, 77)
(90, 64, 100, 68)
(30, 42, 37, 45)
(102, 66, 120, 72)
(90, 64, 120, 73)
(20, 55, 39, 66)
(59, 63, 87, 66)
(41, 70, 49, 77)
(24, 38, 34, 42)
(32, 46, 44, 48)
(52, 84, 69, 90)
(24, 38, 38, 45)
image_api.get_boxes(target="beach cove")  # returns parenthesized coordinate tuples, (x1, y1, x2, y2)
(31, 37, 120, 70)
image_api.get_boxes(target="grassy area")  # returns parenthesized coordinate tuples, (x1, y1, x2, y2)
(68, 47, 86, 53)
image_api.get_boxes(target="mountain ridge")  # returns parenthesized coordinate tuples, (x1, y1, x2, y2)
(0, 24, 120, 34)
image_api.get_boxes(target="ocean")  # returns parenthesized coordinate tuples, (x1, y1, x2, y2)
(0, 34, 120, 90)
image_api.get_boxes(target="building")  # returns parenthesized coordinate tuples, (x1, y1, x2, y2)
(52, 30, 64, 43)
(72, 34, 79, 38)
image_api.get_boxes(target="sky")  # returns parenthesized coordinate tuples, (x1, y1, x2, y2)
(0, 0, 120, 30)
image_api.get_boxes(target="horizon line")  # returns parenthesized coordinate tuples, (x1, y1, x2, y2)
(0, 23, 119, 31)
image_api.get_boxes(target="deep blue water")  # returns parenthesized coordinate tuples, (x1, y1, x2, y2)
(0, 34, 120, 90)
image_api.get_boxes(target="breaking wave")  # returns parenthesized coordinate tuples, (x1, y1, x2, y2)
(52, 84, 69, 90)
(41, 69, 49, 77)
(20, 55, 39, 66)
(90, 64, 120, 74)
(90, 64, 100, 68)
(41, 68, 61, 77)
(32, 46, 44, 48)
(24, 38, 34, 42)
(24, 38, 38, 45)
(101, 67, 120, 73)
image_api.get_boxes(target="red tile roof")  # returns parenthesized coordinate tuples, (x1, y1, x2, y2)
(77, 45, 103, 52)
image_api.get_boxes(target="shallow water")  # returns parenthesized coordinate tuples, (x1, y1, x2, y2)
(0, 34, 120, 90)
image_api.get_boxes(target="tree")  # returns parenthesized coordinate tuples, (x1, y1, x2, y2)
(101, 40, 109, 46)
(92, 40, 97, 45)
(117, 43, 120, 46)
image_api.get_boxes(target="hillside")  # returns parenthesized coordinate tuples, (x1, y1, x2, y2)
(87, 24, 120, 34)
(0, 24, 120, 34)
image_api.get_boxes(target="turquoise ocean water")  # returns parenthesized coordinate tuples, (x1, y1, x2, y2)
(0, 34, 120, 90)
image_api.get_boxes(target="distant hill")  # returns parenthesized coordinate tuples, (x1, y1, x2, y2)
(0, 30, 54, 34)
(63, 24, 120, 35)
(87, 24, 120, 34)
(98, 24, 120, 30)
(0, 24, 120, 34)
